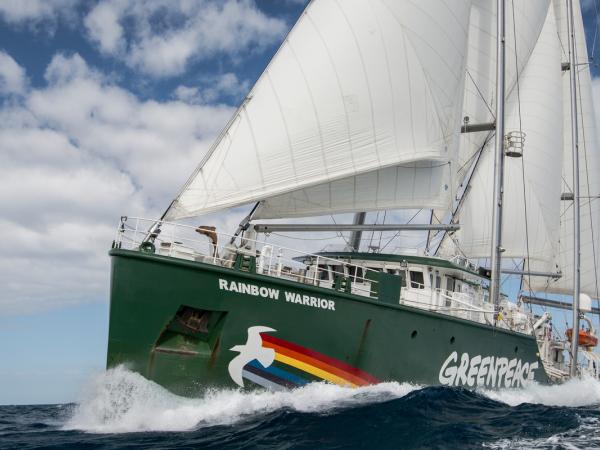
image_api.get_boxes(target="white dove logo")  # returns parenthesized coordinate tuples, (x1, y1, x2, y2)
(228, 326, 276, 387)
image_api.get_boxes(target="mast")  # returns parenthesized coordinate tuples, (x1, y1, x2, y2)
(567, 0, 581, 377)
(349, 212, 366, 252)
(490, 0, 506, 316)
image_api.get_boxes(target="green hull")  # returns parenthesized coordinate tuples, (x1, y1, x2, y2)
(107, 249, 549, 395)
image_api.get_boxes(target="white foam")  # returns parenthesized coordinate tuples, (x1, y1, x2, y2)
(479, 376, 600, 407)
(486, 417, 600, 450)
(63, 366, 420, 434)
(64, 366, 600, 434)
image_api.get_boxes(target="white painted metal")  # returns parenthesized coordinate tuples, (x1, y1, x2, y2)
(566, 0, 581, 377)
(489, 0, 506, 312)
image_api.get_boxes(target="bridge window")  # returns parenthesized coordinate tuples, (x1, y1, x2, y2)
(409, 271, 425, 289)
(318, 265, 329, 281)
(348, 266, 364, 282)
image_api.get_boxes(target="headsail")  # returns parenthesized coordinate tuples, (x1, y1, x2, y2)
(439, 3, 563, 274)
(527, 0, 600, 299)
(454, 0, 552, 197)
(431, 0, 551, 242)
(165, 0, 472, 220)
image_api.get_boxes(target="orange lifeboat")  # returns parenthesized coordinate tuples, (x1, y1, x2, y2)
(566, 328, 598, 347)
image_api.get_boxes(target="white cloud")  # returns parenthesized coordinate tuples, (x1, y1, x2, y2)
(44, 52, 99, 85)
(0, 0, 78, 29)
(174, 72, 250, 104)
(83, 1, 124, 54)
(84, 0, 287, 77)
(0, 51, 27, 95)
(0, 53, 236, 314)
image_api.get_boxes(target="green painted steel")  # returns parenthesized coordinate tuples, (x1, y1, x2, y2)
(107, 249, 549, 396)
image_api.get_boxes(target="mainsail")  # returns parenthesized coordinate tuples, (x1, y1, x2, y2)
(165, 0, 472, 220)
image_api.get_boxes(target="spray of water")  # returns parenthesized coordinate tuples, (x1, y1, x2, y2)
(479, 375, 600, 407)
(63, 366, 418, 433)
(63, 366, 600, 434)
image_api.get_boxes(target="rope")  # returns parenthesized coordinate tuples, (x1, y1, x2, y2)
(466, 70, 495, 118)
(591, 0, 600, 63)
(574, 36, 600, 326)
(510, 0, 534, 311)
(368, 211, 380, 251)
(379, 209, 423, 252)
(378, 210, 387, 252)
(330, 215, 351, 248)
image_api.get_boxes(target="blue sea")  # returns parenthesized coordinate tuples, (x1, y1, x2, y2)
(2, 367, 600, 449)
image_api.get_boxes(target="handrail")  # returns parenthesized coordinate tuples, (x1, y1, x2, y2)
(116, 216, 383, 279)
(113, 216, 534, 335)
(114, 216, 379, 298)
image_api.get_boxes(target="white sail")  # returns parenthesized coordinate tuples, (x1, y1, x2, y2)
(254, 162, 451, 219)
(439, 3, 563, 271)
(455, 0, 551, 188)
(528, 0, 600, 298)
(431, 0, 551, 236)
(166, 0, 472, 220)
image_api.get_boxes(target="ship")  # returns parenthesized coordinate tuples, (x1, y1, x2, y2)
(107, 0, 600, 396)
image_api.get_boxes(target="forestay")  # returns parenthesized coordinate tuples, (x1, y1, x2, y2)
(165, 0, 472, 220)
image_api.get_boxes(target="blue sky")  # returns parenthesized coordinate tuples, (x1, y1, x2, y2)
(0, 0, 598, 405)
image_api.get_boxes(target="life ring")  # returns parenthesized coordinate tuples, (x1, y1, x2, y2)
(566, 328, 598, 347)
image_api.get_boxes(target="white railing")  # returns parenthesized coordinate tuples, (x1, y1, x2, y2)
(400, 286, 512, 327)
(113, 216, 380, 299)
(112, 217, 536, 335)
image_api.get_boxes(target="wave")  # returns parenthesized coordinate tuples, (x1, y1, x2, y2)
(479, 375, 600, 408)
(62, 366, 600, 448)
(63, 366, 419, 433)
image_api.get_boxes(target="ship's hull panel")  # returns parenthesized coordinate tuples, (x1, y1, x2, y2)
(107, 249, 549, 395)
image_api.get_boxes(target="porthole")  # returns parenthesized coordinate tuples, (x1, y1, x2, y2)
(411, 330, 418, 339)
(450, 336, 455, 344)
(514, 346, 519, 353)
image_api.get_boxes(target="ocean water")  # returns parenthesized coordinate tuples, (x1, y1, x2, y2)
(2, 367, 600, 449)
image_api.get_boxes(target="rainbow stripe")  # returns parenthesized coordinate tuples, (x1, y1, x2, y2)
(241, 333, 379, 389)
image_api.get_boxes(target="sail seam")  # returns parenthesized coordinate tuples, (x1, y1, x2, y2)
(264, 71, 298, 185)
(303, 10, 356, 210)
(333, 0, 381, 168)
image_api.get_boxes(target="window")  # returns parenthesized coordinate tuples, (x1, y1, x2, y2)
(348, 266, 364, 282)
(409, 271, 425, 289)
(318, 265, 329, 281)
(435, 274, 441, 289)
(331, 265, 344, 278)
(446, 277, 455, 292)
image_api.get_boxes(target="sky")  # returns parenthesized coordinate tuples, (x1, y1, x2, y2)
(0, 0, 599, 405)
